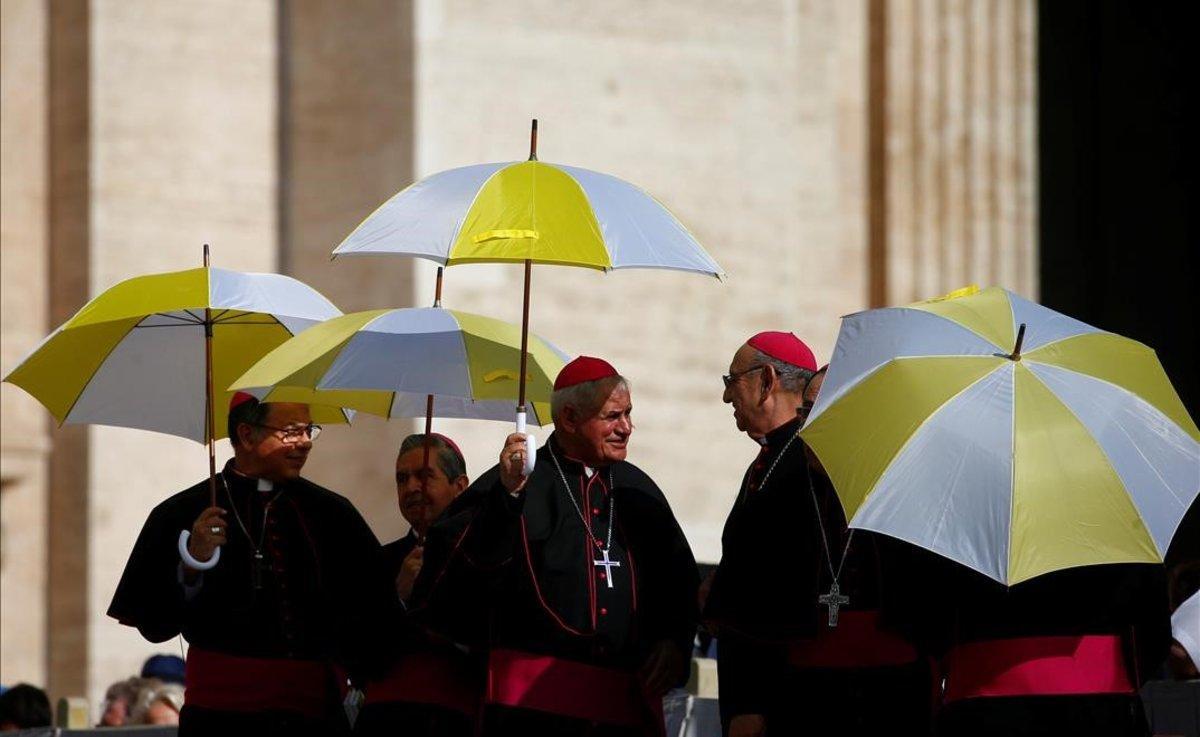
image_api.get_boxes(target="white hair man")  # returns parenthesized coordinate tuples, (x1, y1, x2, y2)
(412, 356, 699, 737)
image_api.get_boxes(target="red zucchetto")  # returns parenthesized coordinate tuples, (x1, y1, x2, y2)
(746, 331, 817, 371)
(229, 391, 258, 411)
(553, 356, 619, 391)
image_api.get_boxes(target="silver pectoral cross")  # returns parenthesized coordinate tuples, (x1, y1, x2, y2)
(593, 548, 621, 589)
(818, 581, 849, 627)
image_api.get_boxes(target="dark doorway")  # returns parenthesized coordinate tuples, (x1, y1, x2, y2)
(1038, 1, 1196, 420)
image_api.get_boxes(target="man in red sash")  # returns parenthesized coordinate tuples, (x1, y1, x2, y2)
(895, 550, 1171, 737)
(703, 332, 932, 737)
(415, 356, 700, 736)
(354, 433, 476, 736)
(109, 394, 395, 736)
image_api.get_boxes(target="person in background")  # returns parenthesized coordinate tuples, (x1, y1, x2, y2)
(98, 676, 161, 727)
(130, 682, 186, 726)
(141, 653, 186, 685)
(0, 683, 51, 731)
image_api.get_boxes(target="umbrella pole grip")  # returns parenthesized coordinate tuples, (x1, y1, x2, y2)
(178, 530, 221, 570)
(515, 410, 536, 476)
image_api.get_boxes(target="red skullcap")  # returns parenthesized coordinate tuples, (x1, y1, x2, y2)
(429, 432, 465, 465)
(229, 391, 258, 411)
(554, 356, 619, 391)
(747, 331, 817, 372)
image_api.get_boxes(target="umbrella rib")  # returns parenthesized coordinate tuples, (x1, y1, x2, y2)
(143, 312, 204, 326)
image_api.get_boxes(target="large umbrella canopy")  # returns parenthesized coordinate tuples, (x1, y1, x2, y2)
(230, 307, 571, 426)
(801, 286, 1200, 585)
(332, 159, 724, 278)
(4, 265, 351, 443)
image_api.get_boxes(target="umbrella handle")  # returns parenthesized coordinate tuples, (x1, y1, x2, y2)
(515, 410, 537, 476)
(177, 530, 221, 570)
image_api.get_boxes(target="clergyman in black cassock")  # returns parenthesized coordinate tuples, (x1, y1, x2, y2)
(108, 397, 395, 737)
(414, 356, 700, 737)
(891, 549, 1171, 737)
(354, 433, 476, 737)
(704, 333, 932, 737)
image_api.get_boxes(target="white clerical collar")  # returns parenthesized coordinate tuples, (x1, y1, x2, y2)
(583, 465, 595, 478)
(257, 478, 274, 493)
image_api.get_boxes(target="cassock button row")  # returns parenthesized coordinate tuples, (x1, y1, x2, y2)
(592, 508, 600, 516)
(599, 607, 608, 616)
(599, 572, 606, 580)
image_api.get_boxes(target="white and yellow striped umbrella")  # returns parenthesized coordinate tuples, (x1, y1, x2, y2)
(801, 286, 1200, 585)
(331, 159, 723, 277)
(230, 307, 571, 426)
(3, 266, 351, 443)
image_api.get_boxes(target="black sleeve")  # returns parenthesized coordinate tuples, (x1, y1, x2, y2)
(1130, 564, 1173, 684)
(107, 503, 189, 643)
(619, 468, 701, 677)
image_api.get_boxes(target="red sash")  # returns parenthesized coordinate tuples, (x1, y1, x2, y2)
(185, 647, 333, 718)
(365, 651, 477, 717)
(944, 634, 1134, 703)
(486, 649, 664, 736)
(787, 610, 920, 669)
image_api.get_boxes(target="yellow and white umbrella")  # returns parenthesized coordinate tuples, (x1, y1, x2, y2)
(230, 307, 571, 426)
(332, 121, 723, 472)
(801, 286, 1200, 585)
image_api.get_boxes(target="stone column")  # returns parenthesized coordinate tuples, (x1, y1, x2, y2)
(278, 0, 418, 544)
(0, 0, 51, 690)
(46, 0, 92, 702)
(876, 0, 1037, 304)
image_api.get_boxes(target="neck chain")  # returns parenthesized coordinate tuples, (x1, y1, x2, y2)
(737, 429, 800, 505)
(804, 460, 855, 626)
(221, 470, 282, 590)
(547, 442, 616, 553)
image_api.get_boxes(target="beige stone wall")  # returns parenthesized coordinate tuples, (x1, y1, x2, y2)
(0, 0, 50, 687)
(84, 0, 279, 710)
(409, 0, 869, 562)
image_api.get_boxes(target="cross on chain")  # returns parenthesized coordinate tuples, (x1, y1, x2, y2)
(593, 547, 621, 589)
(818, 581, 850, 627)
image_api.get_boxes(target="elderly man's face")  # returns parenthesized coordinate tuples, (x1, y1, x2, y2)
(569, 384, 634, 467)
(395, 447, 467, 535)
(240, 403, 313, 482)
(723, 344, 769, 436)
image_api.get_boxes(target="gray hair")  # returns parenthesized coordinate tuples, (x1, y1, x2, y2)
(550, 375, 630, 424)
(398, 433, 466, 481)
(129, 682, 184, 724)
(750, 349, 815, 394)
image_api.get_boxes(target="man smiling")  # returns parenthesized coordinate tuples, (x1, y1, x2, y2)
(414, 356, 700, 736)
(108, 393, 392, 736)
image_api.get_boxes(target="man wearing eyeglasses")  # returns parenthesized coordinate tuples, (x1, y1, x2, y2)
(109, 393, 395, 736)
(703, 332, 931, 737)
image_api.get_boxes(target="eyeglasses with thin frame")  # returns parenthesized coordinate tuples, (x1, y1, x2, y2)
(254, 422, 322, 443)
(722, 365, 766, 389)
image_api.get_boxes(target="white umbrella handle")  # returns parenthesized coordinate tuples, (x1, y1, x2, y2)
(516, 410, 537, 476)
(177, 530, 221, 570)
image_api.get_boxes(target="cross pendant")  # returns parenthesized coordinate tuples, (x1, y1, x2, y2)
(252, 551, 265, 590)
(593, 548, 621, 589)
(818, 581, 849, 627)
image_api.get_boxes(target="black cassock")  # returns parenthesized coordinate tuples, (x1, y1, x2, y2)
(353, 530, 475, 737)
(108, 462, 394, 737)
(892, 553, 1171, 737)
(414, 433, 700, 737)
(704, 417, 933, 737)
